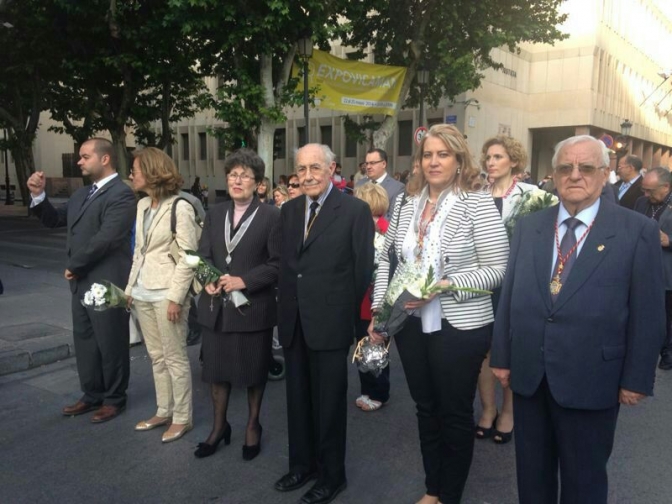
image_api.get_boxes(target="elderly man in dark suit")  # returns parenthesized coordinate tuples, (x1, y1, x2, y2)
(28, 138, 136, 423)
(615, 154, 644, 209)
(634, 166, 672, 370)
(491, 135, 665, 504)
(355, 148, 405, 219)
(274, 144, 374, 504)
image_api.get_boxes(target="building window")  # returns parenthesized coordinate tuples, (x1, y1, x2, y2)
(345, 131, 358, 158)
(273, 128, 286, 159)
(297, 127, 306, 147)
(320, 125, 333, 149)
(428, 117, 442, 128)
(165, 142, 173, 158)
(181, 133, 189, 160)
(199, 132, 207, 160)
(398, 120, 413, 156)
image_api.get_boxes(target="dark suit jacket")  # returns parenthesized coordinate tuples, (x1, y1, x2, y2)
(355, 174, 405, 219)
(277, 188, 374, 351)
(634, 194, 672, 290)
(601, 182, 618, 204)
(491, 199, 665, 410)
(196, 198, 281, 332)
(615, 176, 643, 210)
(31, 176, 136, 294)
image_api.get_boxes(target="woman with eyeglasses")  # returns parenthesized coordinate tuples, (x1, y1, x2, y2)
(369, 125, 509, 504)
(474, 135, 537, 446)
(194, 148, 281, 461)
(286, 173, 302, 199)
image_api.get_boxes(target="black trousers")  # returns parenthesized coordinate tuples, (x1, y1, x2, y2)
(355, 318, 390, 403)
(513, 377, 619, 504)
(663, 290, 672, 354)
(283, 319, 349, 487)
(71, 294, 130, 407)
(395, 317, 491, 504)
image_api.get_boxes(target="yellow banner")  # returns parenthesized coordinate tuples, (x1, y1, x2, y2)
(295, 49, 408, 116)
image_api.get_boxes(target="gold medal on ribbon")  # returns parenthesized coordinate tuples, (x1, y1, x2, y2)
(549, 276, 563, 296)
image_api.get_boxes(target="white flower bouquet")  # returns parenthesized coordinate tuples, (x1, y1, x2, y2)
(504, 187, 558, 240)
(184, 250, 249, 308)
(373, 261, 491, 339)
(81, 281, 129, 311)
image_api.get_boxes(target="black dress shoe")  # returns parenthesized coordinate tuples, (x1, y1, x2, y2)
(299, 481, 347, 504)
(659, 355, 672, 370)
(274, 471, 317, 492)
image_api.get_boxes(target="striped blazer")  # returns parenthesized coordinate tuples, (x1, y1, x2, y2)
(372, 190, 509, 330)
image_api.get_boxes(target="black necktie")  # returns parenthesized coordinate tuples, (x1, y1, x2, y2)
(551, 217, 581, 301)
(82, 184, 98, 206)
(371, 180, 377, 184)
(83, 184, 98, 205)
(306, 201, 319, 237)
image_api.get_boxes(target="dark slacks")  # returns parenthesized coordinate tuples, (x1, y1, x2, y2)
(663, 290, 672, 354)
(71, 294, 130, 407)
(395, 317, 491, 504)
(283, 318, 349, 487)
(355, 318, 390, 403)
(513, 377, 619, 504)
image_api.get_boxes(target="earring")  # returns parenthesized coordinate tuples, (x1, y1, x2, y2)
(457, 166, 461, 174)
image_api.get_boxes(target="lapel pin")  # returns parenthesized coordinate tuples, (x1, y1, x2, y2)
(597, 245, 605, 252)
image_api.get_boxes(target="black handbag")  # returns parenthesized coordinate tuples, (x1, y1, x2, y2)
(387, 191, 407, 282)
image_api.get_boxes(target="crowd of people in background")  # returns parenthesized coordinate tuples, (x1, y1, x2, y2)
(25, 126, 670, 504)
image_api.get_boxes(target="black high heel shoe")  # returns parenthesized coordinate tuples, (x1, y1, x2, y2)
(194, 424, 231, 458)
(475, 413, 498, 440)
(242, 424, 262, 461)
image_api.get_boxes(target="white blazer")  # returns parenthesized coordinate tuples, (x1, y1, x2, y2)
(372, 190, 509, 330)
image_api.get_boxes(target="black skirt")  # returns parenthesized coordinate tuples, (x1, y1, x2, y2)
(201, 326, 273, 386)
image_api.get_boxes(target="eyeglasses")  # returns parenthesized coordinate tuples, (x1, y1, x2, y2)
(554, 164, 604, 176)
(365, 160, 384, 166)
(642, 184, 667, 194)
(227, 172, 254, 182)
(288, 183, 300, 188)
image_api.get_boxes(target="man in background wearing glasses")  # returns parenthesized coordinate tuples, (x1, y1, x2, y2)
(491, 135, 665, 504)
(355, 148, 404, 219)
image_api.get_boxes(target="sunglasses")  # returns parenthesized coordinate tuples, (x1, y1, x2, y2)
(288, 183, 300, 188)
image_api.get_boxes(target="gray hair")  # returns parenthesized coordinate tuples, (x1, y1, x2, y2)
(293, 143, 337, 168)
(647, 166, 672, 186)
(551, 135, 610, 168)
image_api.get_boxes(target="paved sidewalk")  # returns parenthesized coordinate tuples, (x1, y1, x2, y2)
(0, 261, 74, 375)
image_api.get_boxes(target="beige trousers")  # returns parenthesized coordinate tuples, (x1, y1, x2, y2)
(133, 298, 193, 424)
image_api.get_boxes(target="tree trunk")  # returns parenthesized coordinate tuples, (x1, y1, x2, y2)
(258, 119, 275, 181)
(371, 55, 419, 151)
(258, 53, 275, 180)
(109, 127, 129, 178)
(11, 136, 36, 206)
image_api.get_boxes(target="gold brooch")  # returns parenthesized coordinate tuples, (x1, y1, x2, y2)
(597, 245, 605, 252)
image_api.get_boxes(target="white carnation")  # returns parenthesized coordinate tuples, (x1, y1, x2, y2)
(184, 254, 201, 269)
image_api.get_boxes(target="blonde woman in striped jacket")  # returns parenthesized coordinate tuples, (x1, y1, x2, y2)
(369, 124, 509, 504)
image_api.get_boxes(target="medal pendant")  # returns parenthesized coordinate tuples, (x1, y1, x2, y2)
(549, 276, 562, 296)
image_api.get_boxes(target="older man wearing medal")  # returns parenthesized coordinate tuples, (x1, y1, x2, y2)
(490, 135, 666, 504)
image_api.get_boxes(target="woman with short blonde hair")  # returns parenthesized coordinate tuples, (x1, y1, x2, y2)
(272, 185, 290, 208)
(126, 147, 200, 443)
(354, 182, 390, 218)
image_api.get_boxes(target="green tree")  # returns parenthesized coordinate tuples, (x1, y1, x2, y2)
(174, 0, 342, 179)
(48, 0, 208, 176)
(339, 0, 568, 148)
(0, 0, 63, 204)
